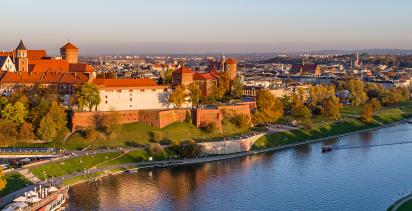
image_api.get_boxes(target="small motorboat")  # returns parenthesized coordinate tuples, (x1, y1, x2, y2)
(321, 145, 333, 153)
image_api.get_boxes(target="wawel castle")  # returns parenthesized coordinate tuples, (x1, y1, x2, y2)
(0, 41, 246, 130)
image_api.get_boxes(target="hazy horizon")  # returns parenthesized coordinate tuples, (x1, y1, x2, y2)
(2, 0, 412, 55)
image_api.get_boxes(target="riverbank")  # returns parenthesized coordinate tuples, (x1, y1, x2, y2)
(61, 114, 412, 188)
(2, 104, 411, 206)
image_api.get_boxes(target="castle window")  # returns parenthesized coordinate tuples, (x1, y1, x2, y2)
(130, 98, 132, 101)
(105, 101, 108, 104)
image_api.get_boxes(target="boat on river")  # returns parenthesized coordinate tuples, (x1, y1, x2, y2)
(321, 145, 333, 153)
(2, 186, 68, 211)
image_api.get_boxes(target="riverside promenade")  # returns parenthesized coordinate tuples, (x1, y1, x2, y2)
(1, 118, 410, 207)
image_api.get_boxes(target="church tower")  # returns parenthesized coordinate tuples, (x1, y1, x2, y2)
(15, 40, 28, 72)
(60, 41, 79, 64)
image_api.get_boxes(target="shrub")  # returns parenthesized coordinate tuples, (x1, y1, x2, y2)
(83, 128, 98, 139)
(150, 131, 165, 143)
(149, 143, 163, 156)
(205, 122, 220, 134)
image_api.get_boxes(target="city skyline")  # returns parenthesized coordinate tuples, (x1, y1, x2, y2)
(2, 0, 412, 54)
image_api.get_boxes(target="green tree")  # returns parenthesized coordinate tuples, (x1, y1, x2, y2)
(188, 83, 201, 107)
(322, 96, 341, 120)
(0, 168, 6, 191)
(347, 79, 368, 107)
(0, 97, 8, 111)
(48, 102, 67, 130)
(76, 83, 101, 111)
(168, 85, 187, 109)
(230, 77, 243, 98)
(253, 90, 284, 125)
(163, 69, 174, 84)
(37, 115, 57, 141)
(1, 102, 28, 125)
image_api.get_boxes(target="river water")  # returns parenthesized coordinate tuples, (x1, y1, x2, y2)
(67, 123, 412, 211)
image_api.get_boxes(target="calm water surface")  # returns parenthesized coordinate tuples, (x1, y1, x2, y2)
(67, 123, 412, 211)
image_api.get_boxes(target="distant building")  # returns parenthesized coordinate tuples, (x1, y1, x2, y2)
(290, 64, 321, 76)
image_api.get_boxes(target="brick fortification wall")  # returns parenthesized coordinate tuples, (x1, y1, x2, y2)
(70, 104, 254, 132)
(70, 110, 139, 131)
(70, 109, 189, 131)
(193, 104, 252, 130)
(139, 109, 188, 128)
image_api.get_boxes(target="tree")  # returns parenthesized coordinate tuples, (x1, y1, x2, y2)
(230, 77, 243, 98)
(18, 122, 35, 141)
(163, 69, 174, 84)
(0, 119, 17, 146)
(47, 102, 67, 130)
(168, 85, 187, 109)
(1, 102, 28, 125)
(188, 83, 201, 107)
(217, 71, 231, 98)
(322, 97, 341, 120)
(370, 98, 381, 111)
(101, 112, 121, 135)
(253, 90, 284, 125)
(76, 83, 101, 111)
(0, 168, 6, 191)
(37, 115, 57, 141)
(0, 97, 8, 110)
(347, 79, 368, 107)
(291, 103, 312, 122)
(360, 104, 373, 123)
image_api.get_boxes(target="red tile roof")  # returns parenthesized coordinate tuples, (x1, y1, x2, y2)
(0, 71, 89, 84)
(28, 60, 94, 73)
(60, 42, 79, 50)
(92, 78, 159, 88)
(174, 66, 193, 74)
(0, 50, 47, 60)
(193, 72, 219, 81)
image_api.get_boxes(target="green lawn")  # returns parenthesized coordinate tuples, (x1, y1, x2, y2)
(253, 106, 410, 150)
(63, 121, 249, 150)
(0, 173, 32, 197)
(30, 152, 122, 180)
(96, 149, 150, 167)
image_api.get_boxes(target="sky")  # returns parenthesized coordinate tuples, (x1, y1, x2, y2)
(1, 0, 412, 55)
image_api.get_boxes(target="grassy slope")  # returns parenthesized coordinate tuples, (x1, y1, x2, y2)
(254, 104, 412, 150)
(0, 173, 33, 197)
(30, 152, 122, 180)
(395, 199, 412, 211)
(63, 122, 248, 150)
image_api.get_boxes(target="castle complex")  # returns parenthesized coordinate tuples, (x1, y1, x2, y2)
(0, 40, 250, 131)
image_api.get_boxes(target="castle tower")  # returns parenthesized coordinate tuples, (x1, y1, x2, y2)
(15, 40, 28, 72)
(60, 41, 79, 64)
(224, 58, 237, 80)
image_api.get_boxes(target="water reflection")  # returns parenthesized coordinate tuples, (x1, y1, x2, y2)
(67, 124, 412, 211)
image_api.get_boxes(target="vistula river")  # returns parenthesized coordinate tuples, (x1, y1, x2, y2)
(66, 123, 412, 211)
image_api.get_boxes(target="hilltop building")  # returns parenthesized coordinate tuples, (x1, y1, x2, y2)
(172, 57, 237, 96)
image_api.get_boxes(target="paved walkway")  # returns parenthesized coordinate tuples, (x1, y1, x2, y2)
(17, 169, 41, 183)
